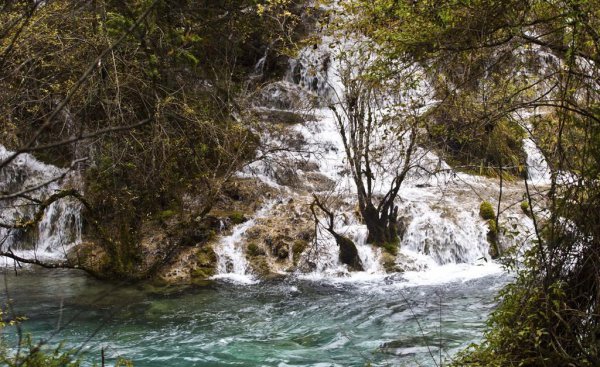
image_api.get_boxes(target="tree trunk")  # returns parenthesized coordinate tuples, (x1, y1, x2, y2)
(363, 203, 398, 246)
(333, 233, 364, 271)
(310, 195, 364, 271)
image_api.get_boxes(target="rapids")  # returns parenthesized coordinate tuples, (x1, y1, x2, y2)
(3, 268, 508, 367)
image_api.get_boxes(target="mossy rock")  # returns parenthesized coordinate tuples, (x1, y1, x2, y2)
(292, 240, 308, 263)
(248, 256, 271, 277)
(266, 235, 293, 260)
(479, 201, 496, 220)
(191, 267, 216, 279)
(196, 247, 217, 267)
(192, 245, 217, 279)
(487, 219, 498, 237)
(381, 252, 398, 273)
(381, 241, 399, 256)
(67, 241, 110, 276)
(277, 245, 289, 259)
(486, 219, 500, 259)
(520, 201, 531, 216)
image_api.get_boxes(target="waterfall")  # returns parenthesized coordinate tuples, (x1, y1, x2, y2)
(0, 145, 82, 263)
(253, 32, 536, 282)
(211, 218, 258, 284)
(523, 137, 551, 183)
(211, 203, 275, 284)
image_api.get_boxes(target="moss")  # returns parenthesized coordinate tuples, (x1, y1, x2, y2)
(487, 219, 498, 237)
(487, 219, 500, 259)
(381, 252, 398, 273)
(192, 245, 217, 279)
(228, 211, 247, 225)
(381, 241, 399, 256)
(155, 209, 177, 221)
(246, 242, 264, 257)
(191, 267, 215, 279)
(520, 200, 531, 216)
(479, 201, 496, 220)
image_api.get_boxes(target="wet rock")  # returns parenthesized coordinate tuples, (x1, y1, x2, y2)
(292, 240, 308, 264)
(246, 242, 266, 257)
(254, 107, 313, 125)
(254, 81, 317, 110)
(68, 240, 109, 276)
(248, 256, 271, 277)
(266, 234, 293, 260)
(304, 172, 336, 192)
(380, 338, 439, 357)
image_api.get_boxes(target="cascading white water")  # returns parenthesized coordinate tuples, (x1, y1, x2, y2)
(0, 145, 82, 263)
(249, 31, 537, 282)
(211, 203, 276, 283)
(523, 137, 551, 183)
(211, 218, 258, 284)
(302, 219, 383, 279)
(399, 197, 489, 265)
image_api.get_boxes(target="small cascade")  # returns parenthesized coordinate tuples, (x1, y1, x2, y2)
(523, 137, 551, 183)
(286, 43, 336, 101)
(0, 145, 82, 262)
(211, 218, 258, 284)
(346, 225, 382, 273)
(211, 204, 275, 284)
(399, 200, 489, 265)
(300, 222, 384, 280)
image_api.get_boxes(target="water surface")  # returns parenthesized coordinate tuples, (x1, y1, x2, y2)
(1, 268, 507, 366)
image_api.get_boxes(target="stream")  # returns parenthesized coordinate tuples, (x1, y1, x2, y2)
(2, 266, 508, 366)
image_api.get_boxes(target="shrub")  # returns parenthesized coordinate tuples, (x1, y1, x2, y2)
(520, 200, 530, 216)
(479, 201, 496, 220)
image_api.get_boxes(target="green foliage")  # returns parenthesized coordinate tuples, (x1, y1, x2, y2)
(228, 212, 247, 225)
(452, 266, 596, 366)
(479, 201, 495, 220)
(0, 0, 304, 279)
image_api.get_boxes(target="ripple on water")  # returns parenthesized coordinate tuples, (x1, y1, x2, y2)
(3, 267, 510, 367)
